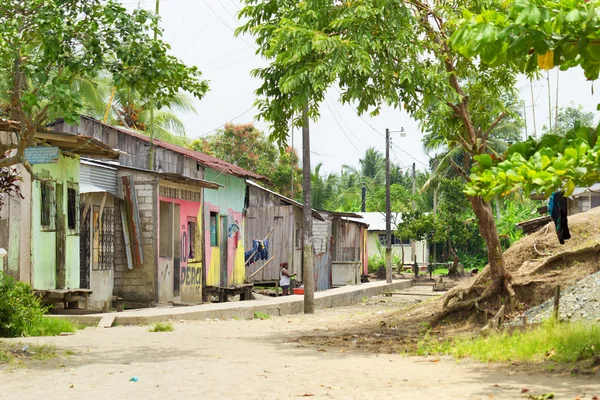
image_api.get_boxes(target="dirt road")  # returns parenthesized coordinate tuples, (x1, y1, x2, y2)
(2, 295, 599, 400)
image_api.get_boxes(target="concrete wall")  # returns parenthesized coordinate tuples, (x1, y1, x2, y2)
(332, 261, 361, 286)
(203, 169, 246, 287)
(366, 231, 429, 265)
(31, 154, 80, 290)
(113, 171, 159, 304)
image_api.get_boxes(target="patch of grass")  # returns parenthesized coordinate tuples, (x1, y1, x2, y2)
(254, 311, 271, 320)
(432, 267, 449, 275)
(29, 344, 58, 361)
(0, 342, 59, 363)
(25, 317, 76, 337)
(149, 322, 174, 332)
(418, 321, 600, 364)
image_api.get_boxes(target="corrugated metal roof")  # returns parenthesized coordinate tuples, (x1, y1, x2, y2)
(80, 162, 118, 196)
(80, 116, 267, 182)
(347, 212, 403, 231)
(246, 180, 325, 221)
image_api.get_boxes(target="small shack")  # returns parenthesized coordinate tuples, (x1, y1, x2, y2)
(0, 121, 118, 310)
(244, 180, 324, 286)
(353, 212, 429, 268)
(314, 212, 368, 286)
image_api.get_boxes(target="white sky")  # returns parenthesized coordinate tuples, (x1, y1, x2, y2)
(124, 0, 599, 175)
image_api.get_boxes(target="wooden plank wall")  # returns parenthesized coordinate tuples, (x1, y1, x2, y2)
(333, 218, 362, 262)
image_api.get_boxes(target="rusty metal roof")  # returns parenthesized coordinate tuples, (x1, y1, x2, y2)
(80, 116, 267, 182)
(1, 119, 119, 159)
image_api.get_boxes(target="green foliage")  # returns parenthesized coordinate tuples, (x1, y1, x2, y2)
(149, 322, 174, 332)
(452, 0, 600, 80)
(26, 317, 76, 337)
(419, 321, 600, 364)
(190, 124, 301, 198)
(467, 125, 600, 200)
(545, 103, 596, 136)
(0, 272, 46, 338)
(0, 0, 208, 169)
(253, 311, 271, 320)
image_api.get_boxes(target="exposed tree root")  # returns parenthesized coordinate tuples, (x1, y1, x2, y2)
(528, 242, 600, 275)
(433, 277, 501, 325)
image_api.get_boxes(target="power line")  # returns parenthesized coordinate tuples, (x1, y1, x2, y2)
(216, 0, 239, 22)
(199, 0, 257, 50)
(204, 54, 257, 73)
(183, 12, 213, 56)
(324, 99, 361, 153)
(168, 0, 194, 43)
(191, 106, 256, 139)
(325, 94, 368, 146)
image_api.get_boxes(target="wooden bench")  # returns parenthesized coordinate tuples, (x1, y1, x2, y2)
(34, 289, 92, 310)
(205, 284, 254, 303)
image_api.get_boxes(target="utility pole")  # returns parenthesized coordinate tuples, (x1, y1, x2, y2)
(148, 0, 160, 171)
(385, 128, 392, 283)
(291, 116, 295, 199)
(411, 162, 416, 263)
(361, 184, 366, 212)
(547, 71, 552, 133)
(555, 70, 560, 130)
(530, 79, 537, 139)
(302, 105, 314, 314)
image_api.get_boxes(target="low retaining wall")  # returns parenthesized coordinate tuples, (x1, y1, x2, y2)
(51, 280, 412, 326)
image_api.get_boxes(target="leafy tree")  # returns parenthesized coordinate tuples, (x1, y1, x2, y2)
(190, 123, 302, 198)
(104, 85, 197, 146)
(453, 0, 600, 200)
(238, 0, 520, 319)
(545, 103, 596, 136)
(311, 162, 338, 210)
(0, 0, 208, 174)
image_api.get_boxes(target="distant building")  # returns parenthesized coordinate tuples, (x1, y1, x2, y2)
(350, 212, 429, 266)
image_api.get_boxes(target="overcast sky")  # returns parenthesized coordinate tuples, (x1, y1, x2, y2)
(124, 0, 600, 175)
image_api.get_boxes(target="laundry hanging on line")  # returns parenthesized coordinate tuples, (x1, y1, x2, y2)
(548, 191, 571, 245)
(244, 239, 269, 266)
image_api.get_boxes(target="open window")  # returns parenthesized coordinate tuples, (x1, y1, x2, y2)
(210, 212, 218, 247)
(188, 217, 197, 259)
(40, 180, 56, 231)
(67, 187, 79, 233)
(159, 201, 173, 258)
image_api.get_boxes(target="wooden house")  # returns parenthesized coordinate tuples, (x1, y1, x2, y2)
(0, 121, 118, 309)
(50, 116, 265, 306)
(313, 212, 369, 286)
(244, 180, 324, 287)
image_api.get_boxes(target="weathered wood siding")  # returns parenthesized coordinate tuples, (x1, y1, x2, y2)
(51, 119, 204, 180)
(245, 185, 300, 282)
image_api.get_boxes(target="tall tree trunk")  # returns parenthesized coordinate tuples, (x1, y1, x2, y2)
(302, 105, 314, 314)
(468, 196, 511, 289)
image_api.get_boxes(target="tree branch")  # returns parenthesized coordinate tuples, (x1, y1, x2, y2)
(481, 112, 507, 151)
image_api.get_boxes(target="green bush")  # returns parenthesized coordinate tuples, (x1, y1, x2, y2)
(149, 322, 174, 332)
(0, 272, 46, 337)
(26, 317, 76, 337)
(368, 254, 385, 273)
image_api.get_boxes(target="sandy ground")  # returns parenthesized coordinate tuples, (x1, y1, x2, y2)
(2, 294, 600, 400)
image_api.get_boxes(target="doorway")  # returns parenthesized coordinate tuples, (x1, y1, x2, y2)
(220, 215, 228, 287)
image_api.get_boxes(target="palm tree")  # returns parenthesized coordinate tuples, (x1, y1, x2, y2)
(102, 82, 196, 147)
(359, 147, 385, 183)
(311, 163, 339, 210)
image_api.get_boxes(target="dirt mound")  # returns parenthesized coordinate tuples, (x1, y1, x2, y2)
(503, 206, 600, 308)
(395, 207, 600, 325)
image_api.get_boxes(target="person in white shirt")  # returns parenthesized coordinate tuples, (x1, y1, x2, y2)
(279, 262, 296, 296)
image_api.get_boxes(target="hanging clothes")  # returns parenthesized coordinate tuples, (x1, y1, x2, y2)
(244, 239, 261, 266)
(548, 191, 571, 244)
(259, 240, 269, 260)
